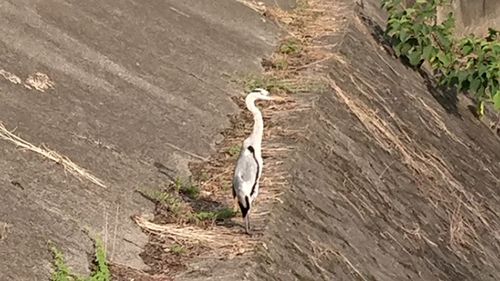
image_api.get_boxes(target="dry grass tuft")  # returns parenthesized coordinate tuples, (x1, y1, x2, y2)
(235, 0, 266, 14)
(134, 216, 256, 256)
(0, 122, 106, 188)
(0, 222, 12, 241)
(24, 72, 55, 92)
(0, 69, 22, 84)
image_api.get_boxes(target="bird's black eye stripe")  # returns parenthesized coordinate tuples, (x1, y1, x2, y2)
(247, 146, 255, 153)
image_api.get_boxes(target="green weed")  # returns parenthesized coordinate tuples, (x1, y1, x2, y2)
(169, 244, 185, 255)
(213, 208, 237, 220)
(192, 208, 237, 222)
(89, 238, 110, 281)
(51, 246, 74, 281)
(50, 238, 110, 281)
(227, 145, 241, 157)
(141, 189, 182, 214)
(274, 58, 289, 70)
(180, 184, 200, 200)
(174, 177, 200, 200)
(279, 38, 303, 55)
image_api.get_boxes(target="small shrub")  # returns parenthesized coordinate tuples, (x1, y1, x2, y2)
(383, 0, 454, 68)
(381, 0, 500, 116)
(444, 30, 500, 114)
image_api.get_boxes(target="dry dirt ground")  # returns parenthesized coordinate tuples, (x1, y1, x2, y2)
(1, 0, 499, 281)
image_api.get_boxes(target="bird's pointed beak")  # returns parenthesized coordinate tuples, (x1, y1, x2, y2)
(267, 96, 285, 101)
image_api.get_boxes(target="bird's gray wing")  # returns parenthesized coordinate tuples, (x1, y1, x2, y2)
(233, 147, 259, 197)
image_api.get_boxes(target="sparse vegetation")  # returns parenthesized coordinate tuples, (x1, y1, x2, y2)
(50, 238, 110, 281)
(274, 58, 289, 70)
(141, 189, 183, 214)
(382, 0, 500, 116)
(191, 208, 237, 223)
(279, 38, 303, 55)
(198, 171, 210, 182)
(227, 144, 241, 157)
(174, 177, 201, 200)
(169, 244, 185, 255)
(51, 246, 73, 281)
(141, 175, 236, 227)
(213, 208, 238, 220)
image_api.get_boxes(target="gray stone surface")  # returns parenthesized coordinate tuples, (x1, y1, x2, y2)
(0, 0, 286, 280)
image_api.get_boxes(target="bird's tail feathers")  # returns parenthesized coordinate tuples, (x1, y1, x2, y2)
(238, 195, 251, 218)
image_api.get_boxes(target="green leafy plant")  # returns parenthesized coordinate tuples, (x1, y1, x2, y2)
(89, 238, 110, 281)
(51, 238, 110, 281)
(381, 0, 500, 116)
(444, 30, 500, 114)
(383, 0, 454, 68)
(51, 246, 74, 281)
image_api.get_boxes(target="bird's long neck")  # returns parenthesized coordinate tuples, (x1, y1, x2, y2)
(246, 97, 264, 149)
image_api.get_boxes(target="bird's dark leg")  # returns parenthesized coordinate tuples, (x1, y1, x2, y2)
(244, 215, 251, 235)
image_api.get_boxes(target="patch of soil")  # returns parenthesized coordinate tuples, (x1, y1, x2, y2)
(110, 263, 171, 281)
(140, 235, 207, 275)
(135, 183, 235, 277)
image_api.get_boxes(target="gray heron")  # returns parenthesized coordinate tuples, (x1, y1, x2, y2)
(232, 88, 276, 234)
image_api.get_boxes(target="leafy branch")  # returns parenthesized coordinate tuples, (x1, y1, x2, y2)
(381, 0, 500, 116)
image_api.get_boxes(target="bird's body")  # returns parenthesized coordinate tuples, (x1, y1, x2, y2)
(232, 88, 274, 234)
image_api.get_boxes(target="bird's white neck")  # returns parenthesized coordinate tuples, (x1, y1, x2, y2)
(245, 96, 264, 149)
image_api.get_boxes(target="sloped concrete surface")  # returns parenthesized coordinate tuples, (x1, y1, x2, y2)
(0, 1, 284, 280)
